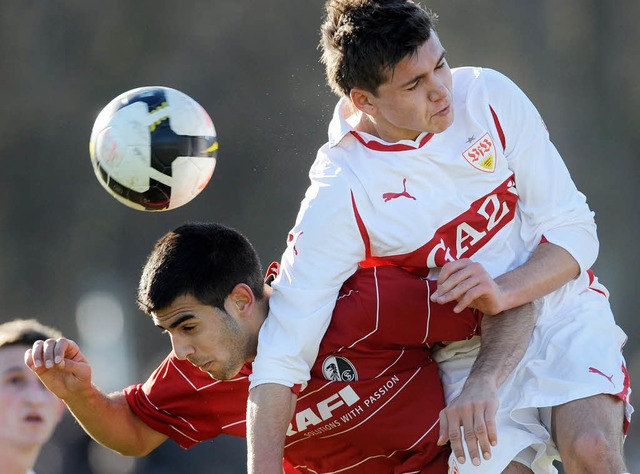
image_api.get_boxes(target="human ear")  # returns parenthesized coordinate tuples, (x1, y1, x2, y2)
(349, 87, 376, 114)
(228, 284, 254, 313)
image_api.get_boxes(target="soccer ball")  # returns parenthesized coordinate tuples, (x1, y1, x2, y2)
(89, 86, 218, 211)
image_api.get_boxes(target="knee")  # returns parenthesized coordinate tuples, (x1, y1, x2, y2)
(561, 427, 619, 467)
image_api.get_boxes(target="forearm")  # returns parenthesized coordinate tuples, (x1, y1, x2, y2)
(247, 384, 297, 474)
(496, 242, 579, 312)
(64, 387, 166, 456)
(468, 302, 536, 389)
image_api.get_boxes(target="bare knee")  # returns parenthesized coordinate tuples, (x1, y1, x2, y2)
(552, 395, 626, 473)
(568, 425, 607, 453)
(559, 427, 625, 473)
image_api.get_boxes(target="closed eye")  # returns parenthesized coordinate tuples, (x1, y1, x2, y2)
(435, 50, 447, 70)
(159, 324, 196, 335)
(6, 373, 28, 387)
(406, 79, 420, 91)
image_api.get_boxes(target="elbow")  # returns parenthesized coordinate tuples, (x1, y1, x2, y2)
(131, 445, 157, 457)
(107, 441, 156, 457)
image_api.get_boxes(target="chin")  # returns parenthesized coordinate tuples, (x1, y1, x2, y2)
(206, 370, 223, 380)
(441, 110, 455, 130)
(429, 111, 454, 133)
(207, 369, 235, 381)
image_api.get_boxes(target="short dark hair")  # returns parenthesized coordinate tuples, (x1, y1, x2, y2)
(137, 222, 264, 314)
(0, 319, 62, 349)
(320, 0, 437, 97)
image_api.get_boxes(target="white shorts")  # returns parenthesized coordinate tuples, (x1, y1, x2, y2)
(434, 286, 633, 474)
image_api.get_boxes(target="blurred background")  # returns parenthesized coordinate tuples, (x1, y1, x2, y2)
(1, 0, 638, 472)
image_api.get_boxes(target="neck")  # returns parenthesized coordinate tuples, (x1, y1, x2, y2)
(246, 291, 270, 364)
(355, 112, 420, 143)
(256, 294, 270, 323)
(354, 111, 379, 137)
(0, 445, 38, 474)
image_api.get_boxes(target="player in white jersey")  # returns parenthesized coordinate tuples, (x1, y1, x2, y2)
(247, 1, 632, 474)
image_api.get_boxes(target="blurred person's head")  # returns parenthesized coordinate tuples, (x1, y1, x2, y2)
(137, 222, 268, 381)
(0, 319, 65, 474)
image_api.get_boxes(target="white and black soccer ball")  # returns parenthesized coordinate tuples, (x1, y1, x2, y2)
(89, 86, 218, 211)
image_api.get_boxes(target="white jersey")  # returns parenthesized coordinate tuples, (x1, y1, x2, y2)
(251, 67, 598, 388)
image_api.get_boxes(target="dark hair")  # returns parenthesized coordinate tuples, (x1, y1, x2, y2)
(320, 0, 437, 97)
(0, 319, 63, 348)
(137, 222, 264, 314)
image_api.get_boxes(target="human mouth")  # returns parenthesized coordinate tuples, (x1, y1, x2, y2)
(435, 104, 450, 116)
(24, 413, 44, 424)
(194, 360, 213, 373)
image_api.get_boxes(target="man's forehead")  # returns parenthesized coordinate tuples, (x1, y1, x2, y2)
(406, 34, 445, 66)
(152, 309, 196, 330)
(384, 35, 445, 83)
(0, 345, 30, 370)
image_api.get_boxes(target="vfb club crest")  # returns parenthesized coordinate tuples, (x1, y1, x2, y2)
(462, 132, 496, 173)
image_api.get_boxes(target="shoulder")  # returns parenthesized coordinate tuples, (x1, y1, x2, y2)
(452, 66, 522, 98)
(451, 66, 516, 84)
(311, 142, 344, 178)
(451, 67, 537, 131)
(307, 143, 357, 198)
(142, 353, 211, 391)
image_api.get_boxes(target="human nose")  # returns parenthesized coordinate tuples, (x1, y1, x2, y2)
(171, 335, 194, 360)
(24, 380, 53, 404)
(427, 79, 448, 102)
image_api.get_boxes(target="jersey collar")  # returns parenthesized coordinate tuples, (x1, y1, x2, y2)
(328, 97, 433, 151)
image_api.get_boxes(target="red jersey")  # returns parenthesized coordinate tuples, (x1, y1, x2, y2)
(124, 266, 481, 473)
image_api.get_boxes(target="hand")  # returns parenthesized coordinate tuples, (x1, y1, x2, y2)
(430, 259, 505, 315)
(24, 337, 92, 400)
(437, 378, 499, 466)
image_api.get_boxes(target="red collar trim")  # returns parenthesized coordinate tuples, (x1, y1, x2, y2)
(350, 130, 433, 151)
(264, 261, 280, 285)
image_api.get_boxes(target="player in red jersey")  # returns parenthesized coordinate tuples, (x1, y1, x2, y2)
(26, 222, 533, 473)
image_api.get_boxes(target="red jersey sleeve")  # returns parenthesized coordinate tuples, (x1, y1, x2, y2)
(123, 353, 250, 449)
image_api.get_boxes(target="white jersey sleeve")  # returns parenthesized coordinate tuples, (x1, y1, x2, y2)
(480, 69, 598, 272)
(250, 151, 366, 387)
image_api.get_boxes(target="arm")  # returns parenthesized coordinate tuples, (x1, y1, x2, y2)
(25, 338, 167, 456)
(431, 241, 579, 315)
(438, 302, 536, 466)
(248, 159, 365, 471)
(65, 390, 167, 456)
(247, 384, 297, 474)
(431, 243, 575, 464)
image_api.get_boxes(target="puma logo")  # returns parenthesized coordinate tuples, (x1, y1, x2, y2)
(382, 178, 416, 202)
(589, 367, 615, 386)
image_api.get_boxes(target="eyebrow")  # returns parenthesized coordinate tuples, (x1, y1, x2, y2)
(2, 366, 27, 376)
(400, 50, 447, 88)
(155, 314, 195, 331)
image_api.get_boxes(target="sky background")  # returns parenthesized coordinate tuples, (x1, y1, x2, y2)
(1, 0, 638, 472)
